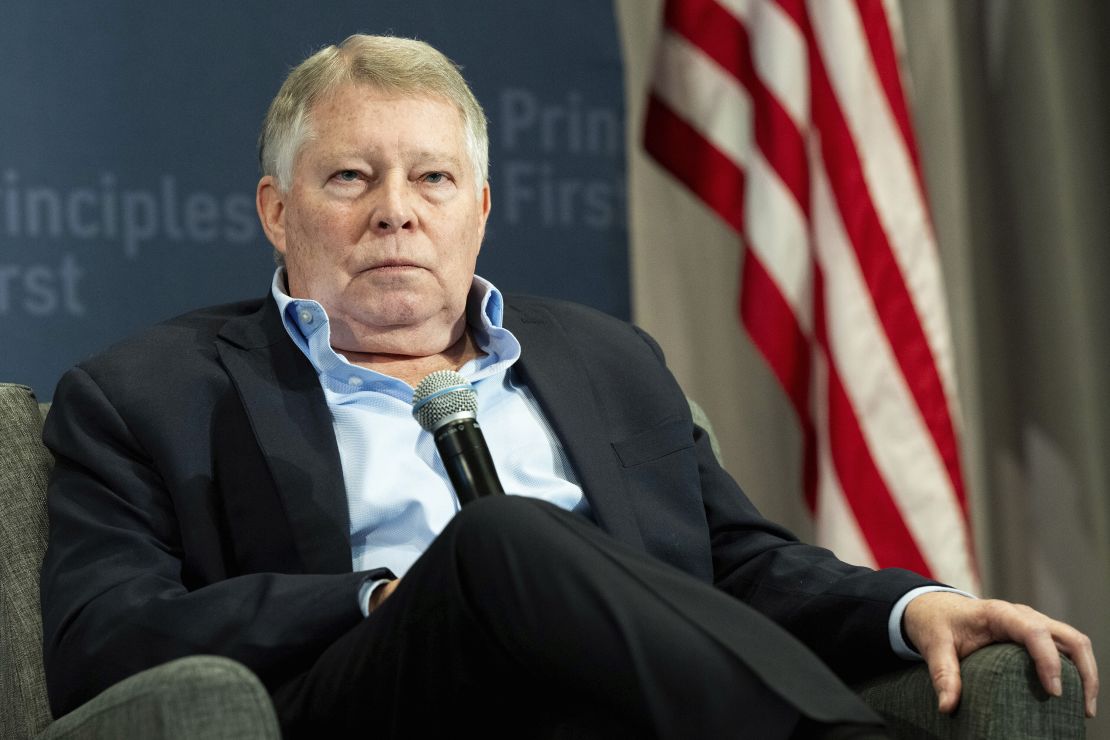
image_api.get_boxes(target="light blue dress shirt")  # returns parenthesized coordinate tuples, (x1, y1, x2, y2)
(270, 269, 964, 653)
(270, 270, 586, 593)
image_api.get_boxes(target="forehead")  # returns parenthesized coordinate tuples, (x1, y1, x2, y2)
(308, 84, 465, 142)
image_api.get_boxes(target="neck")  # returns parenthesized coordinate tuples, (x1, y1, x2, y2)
(336, 328, 484, 388)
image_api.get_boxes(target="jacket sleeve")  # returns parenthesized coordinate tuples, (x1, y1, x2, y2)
(39, 365, 386, 716)
(631, 326, 934, 683)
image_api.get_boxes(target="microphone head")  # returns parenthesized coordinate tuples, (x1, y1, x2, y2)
(412, 370, 478, 432)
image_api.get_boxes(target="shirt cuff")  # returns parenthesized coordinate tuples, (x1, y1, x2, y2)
(889, 585, 977, 659)
(358, 577, 395, 617)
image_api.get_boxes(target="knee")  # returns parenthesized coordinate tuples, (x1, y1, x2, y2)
(449, 494, 556, 537)
(443, 495, 568, 565)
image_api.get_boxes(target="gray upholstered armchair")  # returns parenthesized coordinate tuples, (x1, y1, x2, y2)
(0, 384, 278, 740)
(1, 383, 1086, 738)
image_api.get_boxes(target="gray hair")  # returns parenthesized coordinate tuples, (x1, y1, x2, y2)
(258, 34, 489, 193)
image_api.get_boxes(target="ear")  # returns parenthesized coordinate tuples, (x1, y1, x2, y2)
(475, 181, 491, 246)
(256, 175, 288, 255)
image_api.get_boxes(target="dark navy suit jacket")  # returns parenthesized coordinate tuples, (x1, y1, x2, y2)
(40, 293, 929, 716)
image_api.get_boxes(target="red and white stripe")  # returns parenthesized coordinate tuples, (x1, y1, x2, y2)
(645, 0, 978, 589)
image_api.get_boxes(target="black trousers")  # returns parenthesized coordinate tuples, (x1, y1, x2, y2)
(273, 496, 887, 738)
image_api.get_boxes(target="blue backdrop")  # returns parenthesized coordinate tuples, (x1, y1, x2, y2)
(0, 2, 627, 397)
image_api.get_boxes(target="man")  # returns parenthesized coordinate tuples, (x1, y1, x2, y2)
(40, 34, 1097, 737)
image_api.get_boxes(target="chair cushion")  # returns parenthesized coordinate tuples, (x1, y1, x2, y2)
(0, 383, 55, 738)
(855, 642, 1084, 738)
(39, 656, 280, 740)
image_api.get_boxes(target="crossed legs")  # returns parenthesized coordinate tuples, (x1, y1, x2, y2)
(273, 496, 885, 738)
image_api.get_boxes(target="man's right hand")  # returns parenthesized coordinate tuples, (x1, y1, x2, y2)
(369, 579, 400, 612)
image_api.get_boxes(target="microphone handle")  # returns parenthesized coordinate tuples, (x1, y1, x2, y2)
(434, 418, 505, 505)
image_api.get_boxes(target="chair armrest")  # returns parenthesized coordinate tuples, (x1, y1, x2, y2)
(855, 642, 1084, 738)
(37, 656, 280, 740)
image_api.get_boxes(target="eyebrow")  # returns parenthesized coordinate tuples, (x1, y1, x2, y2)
(409, 151, 464, 167)
(321, 148, 463, 166)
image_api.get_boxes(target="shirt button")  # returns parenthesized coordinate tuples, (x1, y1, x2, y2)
(348, 376, 364, 387)
(298, 309, 313, 325)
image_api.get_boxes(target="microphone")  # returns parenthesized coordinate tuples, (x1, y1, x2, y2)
(412, 370, 504, 506)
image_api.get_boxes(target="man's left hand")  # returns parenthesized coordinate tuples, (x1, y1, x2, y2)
(904, 591, 1098, 717)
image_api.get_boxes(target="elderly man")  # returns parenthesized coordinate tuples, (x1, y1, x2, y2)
(40, 34, 1096, 738)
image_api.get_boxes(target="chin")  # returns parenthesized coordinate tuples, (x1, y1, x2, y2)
(356, 300, 434, 328)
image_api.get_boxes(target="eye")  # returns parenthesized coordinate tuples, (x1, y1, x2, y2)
(334, 170, 360, 183)
(422, 171, 448, 184)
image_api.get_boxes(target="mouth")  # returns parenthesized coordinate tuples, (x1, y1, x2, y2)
(365, 259, 423, 273)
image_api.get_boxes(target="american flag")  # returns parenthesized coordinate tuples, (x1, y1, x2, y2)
(644, 0, 978, 589)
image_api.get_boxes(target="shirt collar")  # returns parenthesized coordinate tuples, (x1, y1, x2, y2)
(270, 268, 520, 395)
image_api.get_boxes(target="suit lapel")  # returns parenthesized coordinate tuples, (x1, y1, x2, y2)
(215, 299, 352, 574)
(505, 302, 645, 552)
(210, 295, 646, 571)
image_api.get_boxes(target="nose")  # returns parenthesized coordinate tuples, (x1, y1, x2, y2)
(372, 174, 415, 233)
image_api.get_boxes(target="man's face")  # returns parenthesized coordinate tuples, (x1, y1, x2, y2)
(258, 83, 490, 354)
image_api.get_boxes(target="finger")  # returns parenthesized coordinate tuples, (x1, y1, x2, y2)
(920, 639, 964, 714)
(1055, 628, 1099, 717)
(992, 603, 1101, 717)
(1019, 620, 1064, 698)
(983, 603, 1063, 697)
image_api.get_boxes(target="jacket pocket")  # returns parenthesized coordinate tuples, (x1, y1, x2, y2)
(611, 419, 693, 467)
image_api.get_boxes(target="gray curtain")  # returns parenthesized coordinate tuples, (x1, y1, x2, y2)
(618, 1, 1109, 734)
(902, 3, 1109, 736)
